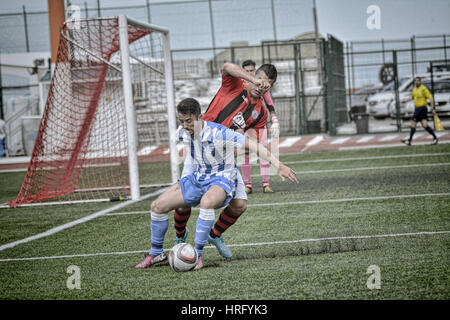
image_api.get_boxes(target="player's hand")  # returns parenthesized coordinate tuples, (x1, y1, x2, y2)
(278, 163, 298, 184)
(270, 116, 279, 137)
(253, 78, 271, 92)
(432, 109, 436, 115)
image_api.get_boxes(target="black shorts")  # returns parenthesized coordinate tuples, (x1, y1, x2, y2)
(412, 106, 428, 122)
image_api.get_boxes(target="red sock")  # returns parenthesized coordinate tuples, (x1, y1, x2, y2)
(210, 206, 241, 238)
(174, 208, 191, 238)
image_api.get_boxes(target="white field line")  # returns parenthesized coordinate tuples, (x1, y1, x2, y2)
(379, 134, 399, 142)
(0, 188, 167, 252)
(301, 135, 325, 152)
(251, 161, 450, 177)
(339, 139, 450, 150)
(0, 230, 448, 262)
(292, 162, 450, 175)
(281, 152, 450, 165)
(306, 135, 324, 146)
(356, 136, 374, 143)
(278, 137, 302, 148)
(104, 192, 450, 216)
(330, 137, 351, 145)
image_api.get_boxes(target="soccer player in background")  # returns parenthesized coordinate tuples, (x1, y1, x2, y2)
(401, 76, 439, 145)
(174, 61, 279, 259)
(241, 59, 279, 194)
(135, 98, 298, 269)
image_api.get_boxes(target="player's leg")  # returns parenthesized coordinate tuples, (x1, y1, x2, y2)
(241, 129, 256, 193)
(194, 185, 227, 254)
(421, 118, 438, 144)
(136, 182, 190, 269)
(403, 117, 417, 145)
(208, 171, 247, 259)
(194, 185, 228, 269)
(174, 207, 192, 244)
(258, 127, 273, 193)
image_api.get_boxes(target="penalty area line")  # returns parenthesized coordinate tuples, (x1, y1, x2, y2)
(0, 230, 448, 262)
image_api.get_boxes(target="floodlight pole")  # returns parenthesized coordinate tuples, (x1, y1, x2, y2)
(119, 14, 140, 200)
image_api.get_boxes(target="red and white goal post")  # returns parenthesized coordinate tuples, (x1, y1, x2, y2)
(6, 15, 179, 207)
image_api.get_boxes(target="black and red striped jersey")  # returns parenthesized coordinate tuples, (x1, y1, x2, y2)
(203, 73, 268, 130)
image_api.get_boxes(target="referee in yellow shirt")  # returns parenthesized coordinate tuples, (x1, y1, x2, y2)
(401, 77, 439, 145)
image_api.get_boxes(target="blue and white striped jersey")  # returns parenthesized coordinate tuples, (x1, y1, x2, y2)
(177, 121, 247, 183)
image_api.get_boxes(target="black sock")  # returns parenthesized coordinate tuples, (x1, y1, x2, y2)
(424, 126, 437, 139)
(409, 127, 416, 141)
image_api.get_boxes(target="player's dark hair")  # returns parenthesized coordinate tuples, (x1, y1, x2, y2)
(256, 64, 277, 82)
(415, 76, 421, 81)
(177, 98, 201, 116)
(242, 59, 256, 68)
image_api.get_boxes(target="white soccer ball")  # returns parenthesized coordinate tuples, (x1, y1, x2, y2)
(168, 243, 198, 272)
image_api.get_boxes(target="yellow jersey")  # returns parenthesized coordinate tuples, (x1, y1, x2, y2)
(411, 84, 433, 108)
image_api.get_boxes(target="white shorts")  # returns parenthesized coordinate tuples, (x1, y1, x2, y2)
(234, 170, 248, 201)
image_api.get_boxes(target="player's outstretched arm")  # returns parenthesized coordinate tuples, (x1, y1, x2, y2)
(244, 138, 298, 184)
(222, 62, 270, 91)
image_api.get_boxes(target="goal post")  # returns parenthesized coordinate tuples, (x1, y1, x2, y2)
(119, 14, 140, 200)
(7, 15, 179, 207)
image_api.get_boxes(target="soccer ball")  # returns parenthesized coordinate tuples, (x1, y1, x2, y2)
(168, 243, 198, 272)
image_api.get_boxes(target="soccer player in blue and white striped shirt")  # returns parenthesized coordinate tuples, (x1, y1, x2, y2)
(135, 98, 297, 270)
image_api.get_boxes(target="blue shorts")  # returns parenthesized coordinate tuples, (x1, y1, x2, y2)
(412, 106, 428, 122)
(179, 173, 234, 209)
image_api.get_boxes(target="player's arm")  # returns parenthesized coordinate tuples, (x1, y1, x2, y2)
(222, 62, 270, 91)
(180, 147, 195, 178)
(263, 91, 279, 137)
(425, 87, 435, 112)
(401, 91, 414, 104)
(244, 138, 298, 184)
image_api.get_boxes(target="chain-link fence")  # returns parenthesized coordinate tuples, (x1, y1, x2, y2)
(345, 35, 450, 135)
(172, 37, 329, 136)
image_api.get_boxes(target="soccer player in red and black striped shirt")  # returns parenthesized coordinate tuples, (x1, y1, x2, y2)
(174, 62, 278, 259)
(240, 59, 279, 194)
(202, 62, 276, 131)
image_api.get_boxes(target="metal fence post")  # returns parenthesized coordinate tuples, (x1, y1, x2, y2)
(208, 0, 217, 74)
(430, 61, 435, 103)
(23, 6, 30, 52)
(294, 44, 303, 135)
(393, 51, 401, 132)
(444, 34, 448, 63)
(345, 42, 352, 120)
(84, 2, 89, 18)
(97, 0, 101, 17)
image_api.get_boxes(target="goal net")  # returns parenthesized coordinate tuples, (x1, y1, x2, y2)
(8, 15, 179, 207)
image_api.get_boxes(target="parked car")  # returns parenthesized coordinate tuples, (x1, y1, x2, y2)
(390, 78, 450, 119)
(366, 77, 410, 119)
(368, 72, 450, 119)
(347, 85, 384, 120)
(349, 85, 384, 108)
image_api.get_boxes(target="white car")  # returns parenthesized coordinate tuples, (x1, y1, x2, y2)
(369, 72, 450, 119)
(367, 77, 410, 119)
(390, 77, 450, 119)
